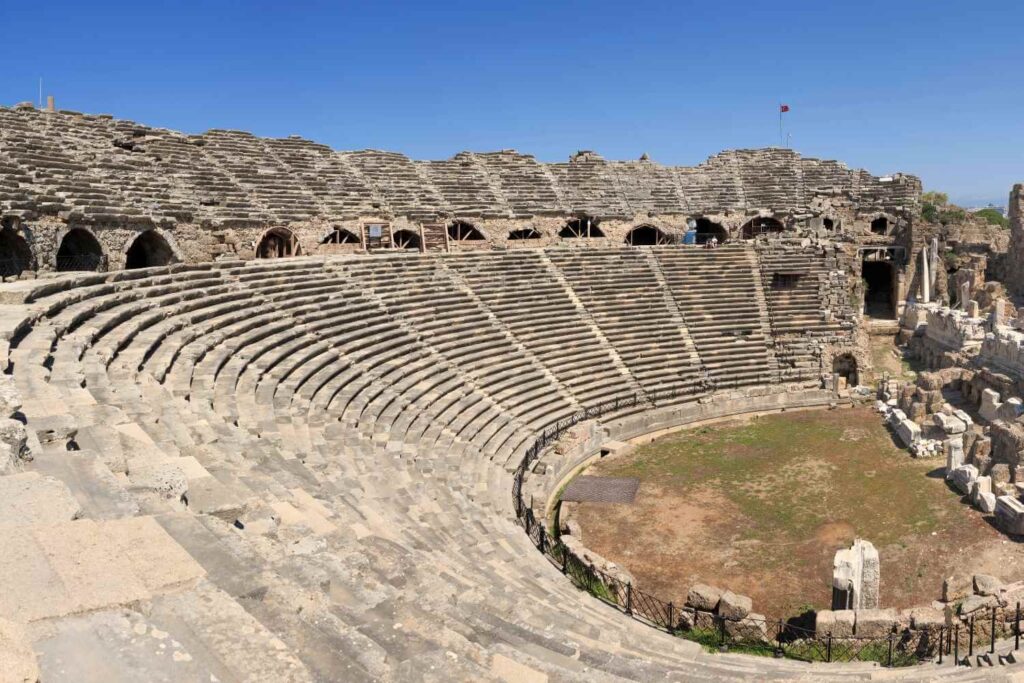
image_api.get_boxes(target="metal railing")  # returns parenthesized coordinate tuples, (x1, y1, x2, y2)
(511, 387, 1023, 668)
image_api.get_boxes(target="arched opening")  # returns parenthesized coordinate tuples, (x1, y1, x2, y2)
(256, 228, 300, 259)
(862, 259, 895, 318)
(0, 223, 33, 278)
(823, 218, 835, 231)
(447, 221, 484, 241)
(560, 216, 603, 239)
(694, 218, 727, 245)
(625, 225, 669, 246)
(392, 229, 421, 251)
(56, 228, 104, 272)
(740, 217, 785, 239)
(870, 217, 889, 235)
(321, 227, 360, 245)
(125, 230, 176, 269)
(833, 354, 859, 389)
(508, 227, 541, 241)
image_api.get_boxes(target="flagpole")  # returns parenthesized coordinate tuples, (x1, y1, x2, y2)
(779, 103, 783, 147)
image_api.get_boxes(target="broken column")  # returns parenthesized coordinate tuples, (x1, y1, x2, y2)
(992, 299, 1007, 329)
(930, 238, 939, 292)
(832, 539, 880, 610)
(920, 249, 930, 304)
(959, 281, 971, 310)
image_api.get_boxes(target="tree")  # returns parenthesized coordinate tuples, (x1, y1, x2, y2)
(973, 208, 1009, 228)
(921, 191, 949, 224)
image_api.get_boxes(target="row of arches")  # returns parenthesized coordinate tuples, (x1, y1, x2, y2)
(0, 215, 801, 275)
(0, 227, 179, 278)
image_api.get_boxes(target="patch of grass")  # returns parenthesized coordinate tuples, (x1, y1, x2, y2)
(577, 407, 985, 616)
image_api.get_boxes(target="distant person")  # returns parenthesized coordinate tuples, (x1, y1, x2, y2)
(711, 237, 719, 249)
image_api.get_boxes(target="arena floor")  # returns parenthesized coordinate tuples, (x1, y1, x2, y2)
(572, 406, 1020, 618)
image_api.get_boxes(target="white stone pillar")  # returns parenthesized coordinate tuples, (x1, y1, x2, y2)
(920, 248, 930, 304)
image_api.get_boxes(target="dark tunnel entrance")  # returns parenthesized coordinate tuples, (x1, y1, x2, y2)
(862, 259, 895, 319)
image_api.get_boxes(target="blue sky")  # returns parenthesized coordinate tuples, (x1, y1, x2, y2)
(2, 1, 1020, 205)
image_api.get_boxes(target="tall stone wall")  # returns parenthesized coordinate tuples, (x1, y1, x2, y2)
(0, 103, 920, 271)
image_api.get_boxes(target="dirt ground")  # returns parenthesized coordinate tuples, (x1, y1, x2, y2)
(571, 406, 1024, 619)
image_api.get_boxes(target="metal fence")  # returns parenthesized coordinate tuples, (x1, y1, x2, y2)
(56, 253, 104, 272)
(0, 256, 32, 279)
(511, 388, 1023, 668)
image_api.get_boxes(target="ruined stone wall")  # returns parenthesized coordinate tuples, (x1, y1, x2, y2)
(0, 103, 920, 272)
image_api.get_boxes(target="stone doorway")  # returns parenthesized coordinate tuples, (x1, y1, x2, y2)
(56, 228, 104, 272)
(862, 259, 895, 319)
(125, 230, 176, 269)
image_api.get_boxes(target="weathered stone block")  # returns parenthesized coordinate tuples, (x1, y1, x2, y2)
(996, 496, 1024, 535)
(934, 413, 967, 435)
(0, 375, 22, 418)
(686, 583, 722, 612)
(952, 465, 979, 495)
(0, 418, 28, 474)
(717, 590, 752, 620)
(855, 608, 896, 638)
(978, 492, 997, 513)
(908, 607, 945, 630)
(815, 609, 855, 638)
(895, 419, 921, 447)
(980, 388, 1002, 422)
(945, 437, 964, 477)
(959, 594, 997, 615)
(974, 574, 1003, 596)
(970, 476, 992, 503)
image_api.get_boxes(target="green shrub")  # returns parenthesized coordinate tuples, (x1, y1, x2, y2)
(973, 208, 1009, 228)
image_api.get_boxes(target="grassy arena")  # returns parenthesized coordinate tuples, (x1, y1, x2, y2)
(571, 406, 1013, 618)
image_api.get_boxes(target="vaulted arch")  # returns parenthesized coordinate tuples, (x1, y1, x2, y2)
(560, 216, 603, 239)
(693, 218, 727, 245)
(392, 229, 421, 251)
(0, 222, 33, 278)
(740, 217, 785, 239)
(322, 227, 361, 245)
(256, 227, 300, 259)
(447, 221, 485, 241)
(625, 225, 669, 246)
(56, 228, 104, 272)
(125, 230, 177, 269)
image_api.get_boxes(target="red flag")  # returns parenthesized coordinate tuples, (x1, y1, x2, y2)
(780, 104, 790, 113)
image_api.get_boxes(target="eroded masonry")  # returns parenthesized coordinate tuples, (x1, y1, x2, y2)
(0, 99, 1022, 680)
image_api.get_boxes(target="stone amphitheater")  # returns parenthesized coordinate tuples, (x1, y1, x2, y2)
(0, 100, 1021, 681)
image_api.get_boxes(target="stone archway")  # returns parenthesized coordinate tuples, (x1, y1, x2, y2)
(125, 230, 177, 269)
(694, 218, 727, 245)
(391, 229, 421, 251)
(625, 225, 669, 246)
(833, 353, 859, 389)
(0, 223, 34, 277)
(740, 217, 785, 239)
(256, 227, 300, 259)
(56, 228, 104, 272)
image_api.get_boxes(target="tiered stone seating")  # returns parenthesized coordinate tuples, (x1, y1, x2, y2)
(0, 105, 918, 225)
(547, 151, 632, 218)
(757, 242, 854, 381)
(472, 150, 566, 217)
(446, 250, 642, 408)
(416, 153, 510, 218)
(2, 249, 959, 683)
(654, 243, 780, 388)
(546, 248, 705, 400)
